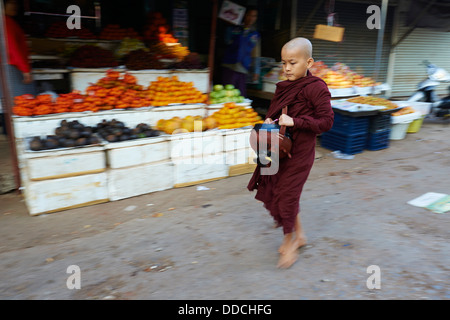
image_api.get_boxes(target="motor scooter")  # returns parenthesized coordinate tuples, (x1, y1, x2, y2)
(408, 61, 450, 118)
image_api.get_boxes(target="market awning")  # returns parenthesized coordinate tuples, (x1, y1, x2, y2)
(406, 0, 450, 31)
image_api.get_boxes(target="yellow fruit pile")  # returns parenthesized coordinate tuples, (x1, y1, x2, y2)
(148, 76, 208, 106)
(150, 42, 190, 60)
(310, 61, 381, 88)
(156, 115, 216, 134)
(322, 70, 353, 89)
(347, 96, 399, 110)
(211, 102, 263, 129)
(155, 103, 263, 134)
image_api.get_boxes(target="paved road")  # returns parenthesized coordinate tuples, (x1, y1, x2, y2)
(0, 121, 449, 300)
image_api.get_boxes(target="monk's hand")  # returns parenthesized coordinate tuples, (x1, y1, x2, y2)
(264, 118, 273, 124)
(279, 114, 294, 127)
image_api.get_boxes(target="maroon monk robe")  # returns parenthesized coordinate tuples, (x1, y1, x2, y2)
(247, 70, 334, 234)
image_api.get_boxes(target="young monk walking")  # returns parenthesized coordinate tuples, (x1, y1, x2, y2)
(247, 37, 334, 268)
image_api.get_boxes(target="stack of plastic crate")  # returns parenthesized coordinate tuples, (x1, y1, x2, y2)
(366, 114, 391, 151)
(321, 112, 370, 155)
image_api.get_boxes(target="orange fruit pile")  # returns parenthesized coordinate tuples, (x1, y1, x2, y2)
(147, 76, 208, 107)
(12, 92, 88, 116)
(12, 72, 210, 116)
(12, 94, 38, 116)
(211, 102, 263, 129)
(85, 70, 151, 110)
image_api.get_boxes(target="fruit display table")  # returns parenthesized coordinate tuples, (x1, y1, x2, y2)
(11, 68, 262, 215)
(12, 104, 260, 215)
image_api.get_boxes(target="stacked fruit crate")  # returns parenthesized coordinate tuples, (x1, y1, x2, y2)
(321, 112, 370, 155)
(366, 114, 391, 151)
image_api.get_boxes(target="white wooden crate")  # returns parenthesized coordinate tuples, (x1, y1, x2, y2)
(23, 172, 108, 215)
(169, 130, 223, 160)
(225, 147, 256, 166)
(172, 153, 228, 187)
(221, 128, 252, 152)
(107, 161, 174, 201)
(104, 136, 170, 169)
(24, 145, 106, 180)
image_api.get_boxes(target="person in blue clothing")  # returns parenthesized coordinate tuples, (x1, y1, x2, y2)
(221, 6, 260, 98)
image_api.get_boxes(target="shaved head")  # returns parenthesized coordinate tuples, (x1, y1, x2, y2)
(282, 37, 312, 59)
(281, 37, 314, 81)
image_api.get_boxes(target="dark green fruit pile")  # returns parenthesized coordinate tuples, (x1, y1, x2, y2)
(28, 119, 161, 151)
(94, 119, 160, 143)
(29, 120, 101, 151)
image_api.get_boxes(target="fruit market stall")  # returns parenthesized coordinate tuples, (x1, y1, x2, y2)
(11, 68, 262, 215)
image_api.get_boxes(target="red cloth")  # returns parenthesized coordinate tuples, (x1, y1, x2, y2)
(4, 15, 31, 73)
(247, 70, 334, 234)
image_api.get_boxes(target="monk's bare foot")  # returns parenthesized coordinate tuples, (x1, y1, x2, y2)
(276, 234, 307, 269)
(278, 234, 292, 254)
(277, 250, 299, 269)
(279, 234, 306, 254)
(293, 235, 307, 250)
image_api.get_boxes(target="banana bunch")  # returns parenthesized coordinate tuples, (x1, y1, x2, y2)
(115, 38, 147, 58)
(170, 44, 190, 60)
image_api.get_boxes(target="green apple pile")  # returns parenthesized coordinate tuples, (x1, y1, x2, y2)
(209, 84, 245, 104)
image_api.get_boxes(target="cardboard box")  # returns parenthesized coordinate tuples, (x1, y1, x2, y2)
(313, 24, 345, 42)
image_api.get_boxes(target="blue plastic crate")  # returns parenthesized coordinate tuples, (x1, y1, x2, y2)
(321, 130, 367, 155)
(366, 129, 390, 151)
(369, 114, 391, 133)
(331, 112, 370, 135)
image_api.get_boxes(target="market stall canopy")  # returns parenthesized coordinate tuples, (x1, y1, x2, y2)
(406, 0, 450, 31)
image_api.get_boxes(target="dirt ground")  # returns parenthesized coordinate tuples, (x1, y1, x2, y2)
(0, 120, 449, 300)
